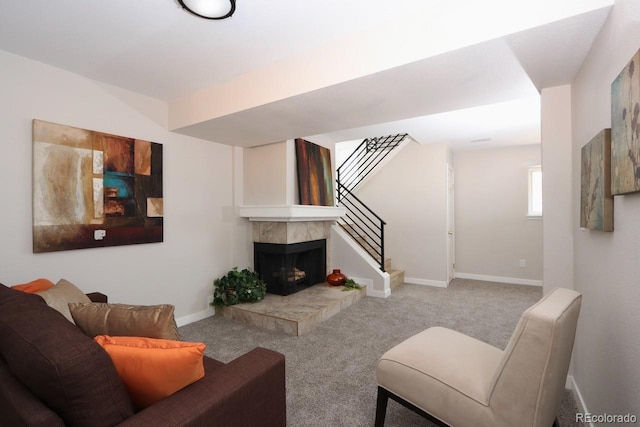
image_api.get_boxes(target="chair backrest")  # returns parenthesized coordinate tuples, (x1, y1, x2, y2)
(488, 288, 582, 427)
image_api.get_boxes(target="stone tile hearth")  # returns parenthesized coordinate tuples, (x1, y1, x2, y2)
(215, 283, 366, 336)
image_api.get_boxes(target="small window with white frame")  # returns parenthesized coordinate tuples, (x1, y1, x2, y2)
(528, 165, 542, 217)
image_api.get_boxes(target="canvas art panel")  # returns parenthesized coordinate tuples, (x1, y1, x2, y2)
(611, 48, 640, 195)
(32, 120, 163, 252)
(295, 138, 334, 206)
(580, 129, 613, 232)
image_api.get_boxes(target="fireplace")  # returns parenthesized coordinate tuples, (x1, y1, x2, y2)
(254, 239, 326, 296)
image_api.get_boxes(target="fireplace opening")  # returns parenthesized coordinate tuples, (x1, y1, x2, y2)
(254, 239, 326, 296)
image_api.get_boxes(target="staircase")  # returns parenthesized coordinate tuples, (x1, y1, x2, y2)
(385, 259, 405, 289)
(336, 134, 407, 288)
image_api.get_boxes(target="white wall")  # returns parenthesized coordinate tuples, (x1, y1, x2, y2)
(454, 145, 543, 284)
(0, 51, 235, 324)
(356, 142, 449, 285)
(569, 0, 640, 417)
(243, 142, 288, 205)
(232, 146, 253, 272)
(541, 85, 574, 294)
(243, 137, 336, 207)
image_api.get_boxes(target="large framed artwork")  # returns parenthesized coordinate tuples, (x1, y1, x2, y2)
(33, 120, 163, 253)
(295, 138, 334, 206)
(611, 48, 640, 195)
(580, 129, 613, 232)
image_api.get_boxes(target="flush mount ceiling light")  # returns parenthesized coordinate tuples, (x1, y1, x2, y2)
(177, 0, 235, 20)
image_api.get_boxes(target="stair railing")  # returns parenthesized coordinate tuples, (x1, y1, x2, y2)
(335, 133, 407, 271)
(338, 133, 407, 192)
(336, 183, 386, 270)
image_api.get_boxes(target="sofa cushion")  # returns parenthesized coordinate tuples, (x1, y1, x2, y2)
(11, 278, 54, 293)
(0, 357, 65, 426)
(69, 302, 180, 340)
(35, 278, 91, 323)
(0, 284, 135, 426)
(95, 335, 206, 409)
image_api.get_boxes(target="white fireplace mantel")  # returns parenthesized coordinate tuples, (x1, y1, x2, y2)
(239, 205, 345, 222)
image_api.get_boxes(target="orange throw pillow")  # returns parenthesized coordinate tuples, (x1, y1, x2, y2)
(94, 335, 206, 409)
(11, 278, 54, 293)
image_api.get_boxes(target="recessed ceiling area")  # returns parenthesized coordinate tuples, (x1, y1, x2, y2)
(0, 0, 614, 148)
(313, 96, 542, 152)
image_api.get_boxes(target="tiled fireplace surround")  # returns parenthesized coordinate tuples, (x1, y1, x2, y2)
(217, 218, 365, 336)
(253, 220, 331, 250)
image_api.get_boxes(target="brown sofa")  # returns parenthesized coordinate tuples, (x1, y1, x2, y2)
(0, 283, 286, 426)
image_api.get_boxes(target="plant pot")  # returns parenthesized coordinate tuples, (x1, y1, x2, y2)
(326, 269, 347, 286)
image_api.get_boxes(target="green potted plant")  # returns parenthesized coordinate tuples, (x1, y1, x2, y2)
(213, 267, 267, 307)
(343, 278, 362, 291)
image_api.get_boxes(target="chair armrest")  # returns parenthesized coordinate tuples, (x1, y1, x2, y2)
(118, 347, 286, 427)
(86, 292, 108, 303)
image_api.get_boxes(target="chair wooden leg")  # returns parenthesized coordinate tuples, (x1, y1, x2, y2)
(375, 387, 389, 427)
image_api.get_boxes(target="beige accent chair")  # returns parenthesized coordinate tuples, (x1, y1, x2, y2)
(375, 287, 581, 427)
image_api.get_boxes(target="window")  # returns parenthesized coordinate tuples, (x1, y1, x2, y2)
(528, 165, 542, 217)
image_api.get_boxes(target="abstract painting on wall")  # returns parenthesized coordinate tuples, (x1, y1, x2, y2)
(32, 120, 163, 253)
(611, 48, 640, 195)
(295, 138, 334, 206)
(580, 129, 613, 232)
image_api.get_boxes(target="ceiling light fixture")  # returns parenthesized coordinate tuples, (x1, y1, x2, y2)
(177, 0, 235, 20)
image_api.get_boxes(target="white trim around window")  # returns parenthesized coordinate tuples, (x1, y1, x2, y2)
(528, 165, 542, 218)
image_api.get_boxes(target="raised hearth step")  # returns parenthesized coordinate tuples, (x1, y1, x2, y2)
(215, 283, 366, 336)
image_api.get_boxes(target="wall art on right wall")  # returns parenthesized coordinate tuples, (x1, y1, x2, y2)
(611, 47, 640, 195)
(580, 129, 613, 232)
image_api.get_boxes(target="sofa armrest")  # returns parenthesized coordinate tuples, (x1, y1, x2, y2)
(86, 292, 108, 303)
(118, 347, 286, 427)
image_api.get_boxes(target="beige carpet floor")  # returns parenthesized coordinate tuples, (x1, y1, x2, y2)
(180, 279, 582, 427)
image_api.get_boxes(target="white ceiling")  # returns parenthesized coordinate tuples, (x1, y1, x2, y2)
(0, 0, 614, 150)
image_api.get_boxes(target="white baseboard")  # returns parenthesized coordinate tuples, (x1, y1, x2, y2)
(566, 375, 594, 427)
(455, 272, 542, 287)
(347, 275, 390, 298)
(176, 306, 215, 327)
(405, 277, 449, 288)
(368, 288, 391, 298)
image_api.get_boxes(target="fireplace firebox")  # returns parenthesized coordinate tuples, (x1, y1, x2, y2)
(254, 239, 326, 296)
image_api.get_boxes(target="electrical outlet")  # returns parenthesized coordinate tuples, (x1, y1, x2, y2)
(519, 259, 526, 268)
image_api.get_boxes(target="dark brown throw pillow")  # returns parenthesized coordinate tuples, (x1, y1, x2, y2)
(0, 284, 134, 426)
(69, 302, 180, 340)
